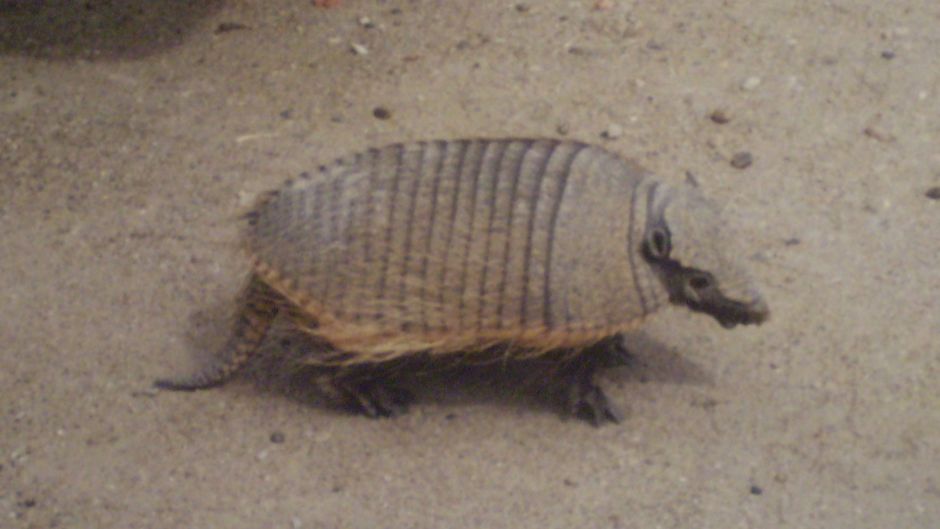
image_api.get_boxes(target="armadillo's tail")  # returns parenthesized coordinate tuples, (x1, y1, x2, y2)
(154, 274, 281, 391)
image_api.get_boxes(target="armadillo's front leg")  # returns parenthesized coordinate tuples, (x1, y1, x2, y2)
(562, 335, 626, 426)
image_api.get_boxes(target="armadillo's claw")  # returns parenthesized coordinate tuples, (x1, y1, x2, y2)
(566, 372, 624, 426)
(329, 377, 413, 418)
(560, 338, 627, 426)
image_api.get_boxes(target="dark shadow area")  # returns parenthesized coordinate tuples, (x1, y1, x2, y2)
(243, 325, 713, 422)
(0, 0, 224, 60)
(165, 297, 713, 421)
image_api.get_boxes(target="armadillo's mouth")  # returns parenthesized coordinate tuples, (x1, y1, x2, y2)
(707, 297, 770, 328)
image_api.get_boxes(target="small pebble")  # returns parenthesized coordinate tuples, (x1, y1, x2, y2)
(566, 46, 595, 56)
(291, 516, 303, 529)
(279, 109, 293, 120)
(372, 106, 391, 120)
(556, 122, 570, 136)
(215, 22, 248, 34)
(350, 43, 369, 55)
(709, 110, 731, 124)
(358, 16, 374, 28)
(270, 431, 286, 444)
(863, 127, 895, 143)
(730, 151, 753, 169)
(750, 485, 763, 495)
(881, 50, 896, 60)
(926, 187, 940, 200)
(602, 124, 624, 140)
(740, 76, 761, 91)
(784, 237, 801, 246)
(515, 3, 530, 12)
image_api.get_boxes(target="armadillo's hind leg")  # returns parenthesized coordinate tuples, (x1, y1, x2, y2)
(316, 366, 414, 418)
(560, 335, 627, 426)
(154, 274, 280, 391)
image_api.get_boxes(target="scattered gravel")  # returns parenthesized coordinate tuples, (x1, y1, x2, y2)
(709, 110, 731, 124)
(602, 123, 623, 139)
(372, 106, 391, 120)
(350, 43, 369, 55)
(730, 151, 754, 169)
(740, 76, 761, 91)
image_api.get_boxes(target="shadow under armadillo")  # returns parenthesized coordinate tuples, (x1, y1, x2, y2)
(182, 298, 714, 421)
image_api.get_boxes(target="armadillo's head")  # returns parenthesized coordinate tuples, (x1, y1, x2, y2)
(641, 181, 769, 328)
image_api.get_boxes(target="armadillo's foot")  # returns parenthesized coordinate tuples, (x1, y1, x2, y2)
(325, 374, 413, 418)
(560, 342, 625, 426)
(566, 371, 623, 426)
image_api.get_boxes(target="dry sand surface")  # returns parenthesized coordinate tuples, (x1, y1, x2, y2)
(1, 1, 938, 528)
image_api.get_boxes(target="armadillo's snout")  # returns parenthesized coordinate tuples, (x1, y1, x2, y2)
(744, 297, 770, 325)
(713, 294, 769, 329)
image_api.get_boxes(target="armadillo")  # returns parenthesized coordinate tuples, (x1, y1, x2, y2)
(156, 138, 769, 424)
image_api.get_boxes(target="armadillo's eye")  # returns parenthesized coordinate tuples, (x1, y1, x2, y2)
(688, 272, 713, 291)
(646, 227, 671, 259)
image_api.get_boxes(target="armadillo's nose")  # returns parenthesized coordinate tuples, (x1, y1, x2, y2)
(746, 296, 770, 325)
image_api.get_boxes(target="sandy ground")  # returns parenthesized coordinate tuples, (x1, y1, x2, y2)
(1, 1, 938, 528)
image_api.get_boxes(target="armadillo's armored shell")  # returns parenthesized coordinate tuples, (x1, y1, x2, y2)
(246, 139, 668, 362)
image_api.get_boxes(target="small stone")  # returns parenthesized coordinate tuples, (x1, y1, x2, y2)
(270, 431, 286, 444)
(556, 122, 570, 136)
(279, 109, 293, 120)
(566, 45, 595, 56)
(730, 151, 753, 169)
(358, 16, 375, 28)
(750, 485, 763, 495)
(740, 76, 761, 91)
(784, 237, 801, 246)
(881, 50, 895, 60)
(515, 3, 530, 12)
(350, 43, 369, 55)
(372, 106, 391, 120)
(291, 517, 303, 529)
(709, 110, 730, 124)
(863, 127, 896, 143)
(602, 124, 623, 140)
(215, 22, 248, 34)
(926, 187, 940, 200)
